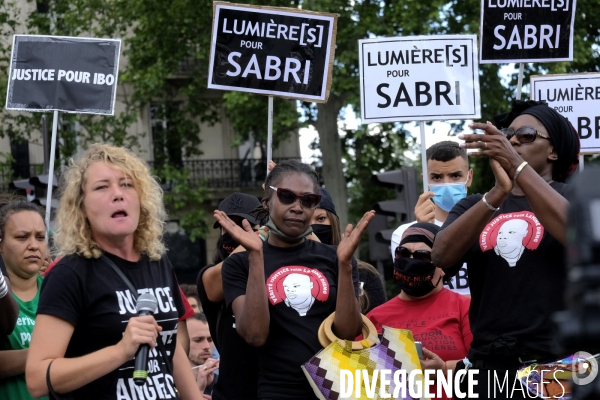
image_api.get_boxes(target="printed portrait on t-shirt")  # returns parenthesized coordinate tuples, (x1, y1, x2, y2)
(266, 266, 329, 316)
(479, 211, 544, 267)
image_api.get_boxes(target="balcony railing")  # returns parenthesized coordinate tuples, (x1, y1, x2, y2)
(150, 158, 298, 189)
(0, 159, 299, 193)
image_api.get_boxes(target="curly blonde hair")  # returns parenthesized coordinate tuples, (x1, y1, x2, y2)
(54, 143, 167, 260)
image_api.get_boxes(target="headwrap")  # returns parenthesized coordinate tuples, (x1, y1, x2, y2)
(493, 100, 580, 182)
(399, 222, 440, 249)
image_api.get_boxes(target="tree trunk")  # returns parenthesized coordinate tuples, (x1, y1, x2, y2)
(314, 95, 349, 228)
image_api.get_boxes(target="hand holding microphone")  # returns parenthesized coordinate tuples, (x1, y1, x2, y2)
(116, 292, 161, 385)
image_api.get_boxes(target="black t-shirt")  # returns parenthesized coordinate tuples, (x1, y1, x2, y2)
(222, 239, 359, 400)
(442, 182, 567, 358)
(38, 252, 185, 400)
(196, 264, 259, 400)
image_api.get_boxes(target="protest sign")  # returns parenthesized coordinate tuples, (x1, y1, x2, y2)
(207, 2, 337, 102)
(359, 35, 481, 124)
(531, 73, 600, 153)
(6, 35, 121, 115)
(479, 0, 576, 63)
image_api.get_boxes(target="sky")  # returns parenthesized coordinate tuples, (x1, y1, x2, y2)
(298, 107, 463, 163)
(299, 65, 518, 164)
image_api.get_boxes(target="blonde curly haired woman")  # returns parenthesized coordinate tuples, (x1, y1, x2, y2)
(26, 144, 206, 400)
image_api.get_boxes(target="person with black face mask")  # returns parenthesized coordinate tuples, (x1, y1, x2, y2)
(196, 192, 261, 400)
(366, 223, 471, 400)
(309, 189, 340, 246)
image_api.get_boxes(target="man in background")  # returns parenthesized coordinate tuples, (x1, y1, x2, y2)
(391, 141, 473, 295)
(188, 313, 219, 396)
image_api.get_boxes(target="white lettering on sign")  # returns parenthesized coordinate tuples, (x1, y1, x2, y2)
(487, 0, 570, 11)
(207, 3, 336, 102)
(492, 24, 560, 50)
(359, 35, 480, 123)
(10, 69, 114, 86)
(225, 52, 310, 85)
(479, 0, 575, 63)
(221, 18, 325, 47)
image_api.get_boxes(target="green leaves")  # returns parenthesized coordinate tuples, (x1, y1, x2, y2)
(154, 164, 209, 242)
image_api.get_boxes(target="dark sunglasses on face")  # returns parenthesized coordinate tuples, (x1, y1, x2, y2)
(269, 186, 322, 209)
(501, 126, 551, 143)
(395, 246, 432, 263)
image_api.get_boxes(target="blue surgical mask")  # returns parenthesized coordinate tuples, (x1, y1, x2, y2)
(429, 182, 468, 212)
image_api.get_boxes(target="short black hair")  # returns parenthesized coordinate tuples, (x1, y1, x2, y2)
(190, 312, 207, 324)
(426, 141, 468, 163)
(251, 160, 320, 225)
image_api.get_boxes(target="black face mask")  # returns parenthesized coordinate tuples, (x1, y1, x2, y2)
(393, 258, 441, 297)
(311, 224, 333, 245)
(217, 232, 239, 261)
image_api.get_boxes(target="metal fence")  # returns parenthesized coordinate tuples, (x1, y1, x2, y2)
(183, 158, 292, 188)
(0, 159, 299, 192)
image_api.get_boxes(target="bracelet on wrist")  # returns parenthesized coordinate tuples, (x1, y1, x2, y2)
(513, 161, 528, 182)
(482, 192, 500, 211)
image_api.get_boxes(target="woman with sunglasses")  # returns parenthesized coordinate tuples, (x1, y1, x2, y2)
(366, 223, 471, 400)
(215, 160, 373, 400)
(432, 100, 580, 399)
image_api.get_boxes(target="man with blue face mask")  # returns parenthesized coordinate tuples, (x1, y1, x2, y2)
(391, 141, 473, 295)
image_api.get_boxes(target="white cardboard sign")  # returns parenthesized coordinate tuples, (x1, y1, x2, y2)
(531, 73, 600, 154)
(359, 35, 481, 124)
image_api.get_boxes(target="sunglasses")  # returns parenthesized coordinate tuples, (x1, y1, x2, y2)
(395, 246, 432, 263)
(269, 186, 322, 209)
(501, 126, 551, 143)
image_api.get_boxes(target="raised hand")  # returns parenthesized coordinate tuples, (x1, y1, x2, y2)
(40, 253, 52, 274)
(213, 211, 263, 253)
(490, 157, 513, 195)
(195, 358, 219, 392)
(458, 121, 523, 177)
(420, 347, 445, 372)
(117, 315, 162, 360)
(337, 211, 375, 265)
(414, 191, 436, 223)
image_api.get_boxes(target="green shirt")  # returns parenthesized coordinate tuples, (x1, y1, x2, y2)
(0, 275, 48, 400)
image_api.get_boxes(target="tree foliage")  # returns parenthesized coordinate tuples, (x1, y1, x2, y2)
(0, 0, 598, 241)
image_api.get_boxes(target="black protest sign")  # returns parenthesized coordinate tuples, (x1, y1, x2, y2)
(479, 0, 576, 63)
(6, 35, 120, 115)
(207, 2, 337, 103)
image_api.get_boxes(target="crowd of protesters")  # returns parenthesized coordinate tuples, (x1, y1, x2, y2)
(0, 99, 583, 399)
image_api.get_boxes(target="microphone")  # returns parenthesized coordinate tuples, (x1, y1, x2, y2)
(133, 292, 158, 385)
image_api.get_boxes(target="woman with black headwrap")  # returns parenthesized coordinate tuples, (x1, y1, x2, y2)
(432, 100, 580, 399)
